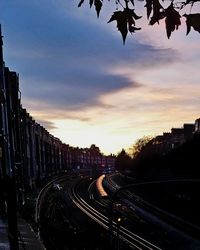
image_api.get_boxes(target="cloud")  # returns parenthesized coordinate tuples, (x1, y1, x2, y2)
(22, 73, 140, 112)
(2, 0, 195, 154)
(19, 41, 177, 114)
(0, 1, 179, 115)
(36, 120, 57, 130)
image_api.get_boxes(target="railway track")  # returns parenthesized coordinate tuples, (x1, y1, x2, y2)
(69, 178, 162, 250)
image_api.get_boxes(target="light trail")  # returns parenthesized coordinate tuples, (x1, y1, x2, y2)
(96, 174, 108, 197)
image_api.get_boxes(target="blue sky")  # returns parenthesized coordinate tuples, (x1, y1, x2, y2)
(1, 0, 200, 154)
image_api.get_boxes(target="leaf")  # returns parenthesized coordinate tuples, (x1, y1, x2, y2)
(165, 3, 181, 38)
(149, 11, 165, 25)
(125, 8, 142, 33)
(108, 8, 142, 43)
(108, 11, 128, 43)
(145, 0, 153, 19)
(90, 0, 94, 8)
(94, 0, 102, 17)
(78, 0, 85, 7)
(149, 0, 165, 25)
(129, 26, 141, 33)
(184, 13, 200, 35)
(185, 0, 200, 5)
(186, 19, 192, 35)
(130, 9, 142, 20)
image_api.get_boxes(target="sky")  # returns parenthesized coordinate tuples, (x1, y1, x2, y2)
(0, 0, 200, 155)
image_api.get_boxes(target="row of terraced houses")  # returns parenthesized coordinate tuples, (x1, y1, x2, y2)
(153, 118, 200, 153)
(0, 27, 115, 207)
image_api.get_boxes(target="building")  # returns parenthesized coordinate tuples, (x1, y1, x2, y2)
(153, 121, 196, 154)
(195, 118, 200, 133)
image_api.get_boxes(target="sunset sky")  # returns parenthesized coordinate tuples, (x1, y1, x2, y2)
(0, 0, 200, 155)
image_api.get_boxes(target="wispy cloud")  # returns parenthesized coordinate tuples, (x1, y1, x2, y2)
(36, 120, 57, 130)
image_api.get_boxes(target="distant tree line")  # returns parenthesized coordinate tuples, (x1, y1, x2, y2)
(115, 133, 200, 179)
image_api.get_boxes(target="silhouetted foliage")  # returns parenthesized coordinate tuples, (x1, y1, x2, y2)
(128, 135, 153, 158)
(108, 8, 142, 43)
(129, 138, 163, 178)
(165, 133, 200, 176)
(129, 133, 200, 180)
(115, 149, 132, 171)
(184, 13, 200, 34)
(78, 0, 200, 42)
(165, 3, 181, 38)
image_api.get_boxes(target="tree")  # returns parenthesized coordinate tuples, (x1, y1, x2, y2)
(128, 135, 153, 158)
(115, 149, 132, 171)
(78, 0, 200, 42)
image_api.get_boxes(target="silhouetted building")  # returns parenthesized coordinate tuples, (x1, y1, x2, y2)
(153, 121, 196, 154)
(195, 118, 200, 133)
(183, 123, 195, 139)
(70, 144, 115, 173)
(171, 128, 184, 148)
(0, 25, 19, 250)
